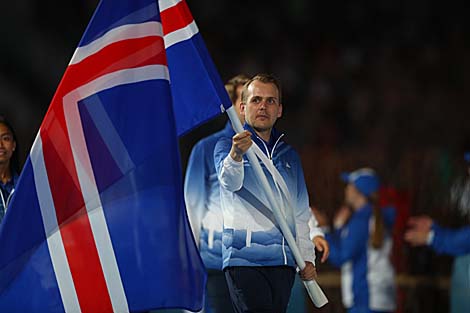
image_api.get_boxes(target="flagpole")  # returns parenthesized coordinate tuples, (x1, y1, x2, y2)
(225, 106, 328, 308)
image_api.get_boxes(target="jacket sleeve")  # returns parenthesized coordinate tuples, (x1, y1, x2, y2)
(430, 224, 470, 256)
(184, 141, 208, 245)
(214, 136, 244, 192)
(294, 153, 316, 264)
(309, 212, 325, 240)
(326, 215, 369, 267)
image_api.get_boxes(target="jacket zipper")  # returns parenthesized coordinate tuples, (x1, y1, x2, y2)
(256, 133, 288, 264)
(0, 190, 5, 211)
(256, 133, 285, 160)
(6, 189, 14, 208)
(1, 189, 14, 213)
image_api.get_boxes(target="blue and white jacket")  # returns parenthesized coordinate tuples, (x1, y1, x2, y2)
(184, 122, 234, 270)
(0, 173, 18, 223)
(429, 224, 470, 256)
(326, 204, 396, 312)
(214, 124, 317, 269)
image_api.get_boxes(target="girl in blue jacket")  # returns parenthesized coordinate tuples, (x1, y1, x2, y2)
(0, 116, 19, 223)
(326, 168, 396, 313)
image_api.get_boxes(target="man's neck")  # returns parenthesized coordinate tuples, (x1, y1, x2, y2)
(252, 127, 272, 143)
(0, 163, 11, 185)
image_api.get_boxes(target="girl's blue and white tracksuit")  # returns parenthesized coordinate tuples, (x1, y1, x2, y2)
(0, 174, 18, 223)
(326, 204, 396, 313)
(214, 124, 320, 270)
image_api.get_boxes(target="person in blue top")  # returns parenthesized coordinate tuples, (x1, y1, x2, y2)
(184, 74, 249, 313)
(405, 216, 470, 255)
(214, 74, 327, 313)
(405, 151, 470, 313)
(324, 168, 396, 313)
(0, 116, 19, 223)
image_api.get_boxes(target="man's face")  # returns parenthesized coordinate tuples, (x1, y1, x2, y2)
(233, 84, 245, 123)
(0, 123, 15, 166)
(241, 81, 282, 133)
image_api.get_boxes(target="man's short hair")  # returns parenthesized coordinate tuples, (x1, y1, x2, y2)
(225, 74, 250, 103)
(241, 74, 282, 104)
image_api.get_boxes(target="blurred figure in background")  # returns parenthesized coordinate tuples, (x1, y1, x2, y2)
(321, 168, 396, 313)
(184, 74, 249, 313)
(0, 115, 19, 223)
(405, 151, 470, 313)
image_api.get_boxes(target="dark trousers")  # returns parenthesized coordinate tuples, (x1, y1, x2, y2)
(206, 269, 235, 313)
(224, 266, 295, 313)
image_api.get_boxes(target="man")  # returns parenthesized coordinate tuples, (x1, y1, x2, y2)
(405, 153, 470, 313)
(184, 74, 249, 313)
(214, 74, 322, 313)
(405, 216, 470, 254)
(0, 116, 19, 223)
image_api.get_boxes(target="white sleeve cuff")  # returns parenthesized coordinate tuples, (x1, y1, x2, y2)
(299, 243, 316, 265)
(225, 154, 244, 166)
(218, 155, 244, 192)
(297, 229, 316, 265)
(426, 230, 435, 246)
(309, 228, 325, 240)
(308, 215, 325, 240)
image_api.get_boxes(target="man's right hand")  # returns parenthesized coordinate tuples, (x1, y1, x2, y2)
(230, 131, 252, 162)
(404, 215, 434, 247)
(407, 215, 433, 232)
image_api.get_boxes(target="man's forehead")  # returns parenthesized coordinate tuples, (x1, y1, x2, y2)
(248, 81, 279, 98)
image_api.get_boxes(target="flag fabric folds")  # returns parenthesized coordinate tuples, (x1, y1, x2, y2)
(0, 0, 232, 312)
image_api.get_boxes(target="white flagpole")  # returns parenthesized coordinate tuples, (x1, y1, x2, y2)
(225, 106, 328, 308)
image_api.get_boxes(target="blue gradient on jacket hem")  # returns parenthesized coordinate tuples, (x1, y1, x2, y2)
(199, 228, 223, 270)
(222, 228, 296, 268)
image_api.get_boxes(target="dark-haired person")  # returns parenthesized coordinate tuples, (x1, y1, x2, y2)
(215, 74, 324, 313)
(184, 74, 249, 313)
(0, 117, 19, 223)
(324, 169, 396, 313)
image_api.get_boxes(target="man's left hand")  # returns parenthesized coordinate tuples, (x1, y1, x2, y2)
(299, 261, 317, 281)
(404, 229, 429, 246)
(313, 236, 330, 263)
(404, 215, 433, 246)
(407, 216, 433, 232)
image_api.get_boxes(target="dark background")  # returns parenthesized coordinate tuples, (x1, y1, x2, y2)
(1, 1, 470, 312)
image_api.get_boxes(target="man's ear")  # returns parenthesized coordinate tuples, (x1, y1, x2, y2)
(240, 102, 246, 115)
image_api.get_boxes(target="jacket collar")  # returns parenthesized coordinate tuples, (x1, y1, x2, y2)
(244, 123, 284, 159)
(0, 172, 18, 194)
